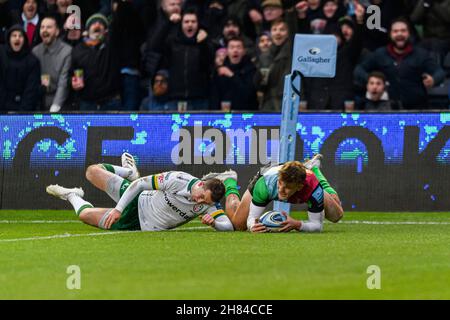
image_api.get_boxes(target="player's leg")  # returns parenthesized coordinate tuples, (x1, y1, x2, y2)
(46, 184, 108, 228)
(85, 152, 140, 202)
(305, 154, 344, 223)
(46, 185, 139, 230)
(79, 207, 112, 228)
(323, 191, 344, 223)
(79, 207, 139, 230)
(311, 166, 343, 223)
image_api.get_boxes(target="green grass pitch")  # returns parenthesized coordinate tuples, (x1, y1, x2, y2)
(0, 210, 449, 300)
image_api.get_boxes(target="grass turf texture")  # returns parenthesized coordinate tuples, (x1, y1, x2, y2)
(0, 211, 449, 300)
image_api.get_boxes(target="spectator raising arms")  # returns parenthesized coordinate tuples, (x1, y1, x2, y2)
(70, 13, 121, 111)
(0, 24, 41, 111)
(211, 37, 258, 111)
(144, 0, 183, 79)
(152, 8, 213, 111)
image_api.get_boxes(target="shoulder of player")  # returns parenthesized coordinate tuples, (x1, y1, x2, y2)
(163, 171, 198, 182)
(263, 164, 283, 177)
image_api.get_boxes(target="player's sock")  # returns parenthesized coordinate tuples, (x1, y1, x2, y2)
(311, 167, 337, 195)
(100, 163, 132, 179)
(67, 193, 93, 216)
(223, 178, 241, 199)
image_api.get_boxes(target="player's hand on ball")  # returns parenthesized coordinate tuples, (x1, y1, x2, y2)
(251, 219, 267, 233)
(105, 209, 121, 229)
(201, 214, 215, 227)
(279, 212, 301, 232)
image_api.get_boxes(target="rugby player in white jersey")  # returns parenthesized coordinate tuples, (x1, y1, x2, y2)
(46, 153, 234, 232)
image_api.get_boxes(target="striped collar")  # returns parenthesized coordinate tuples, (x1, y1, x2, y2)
(187, 178, 200, 192)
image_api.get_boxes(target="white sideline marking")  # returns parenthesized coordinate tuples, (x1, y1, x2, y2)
(0, 231, 139, 243)
(0, 220, 206, 225)
(1, 219, 448, 243)
(337, 220, 450, 225)
(0, 220, 81, 224)
(2, 219, 448, 225)
(173, 226, 210, 231)
(0, 227, 210, 243)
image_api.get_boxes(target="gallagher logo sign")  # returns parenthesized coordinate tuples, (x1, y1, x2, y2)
(291, 34, 337, 78)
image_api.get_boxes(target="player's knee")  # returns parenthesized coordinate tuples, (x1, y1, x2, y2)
(85, 164, 101, 181)
(78, 210, 89, 222)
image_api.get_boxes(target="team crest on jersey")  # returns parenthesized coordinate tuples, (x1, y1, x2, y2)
(192, 204, 204, 213)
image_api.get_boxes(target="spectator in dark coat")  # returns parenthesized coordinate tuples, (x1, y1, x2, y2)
(304, 5, 365, 110)
(321, 0, 347, 35)
(410, 0, 450, 66)
(154, 8, 213, 110)
(289, 0, 346, 35)
(0, 0, 12, 45)
(211, 37, 258, 111)
(225, 0, 262, 40)
(140, 69, 172, 111)
(363, 71, 391, 111)
(70, 13, 122, 110)
(0, 24, 41, 111)
(143, 0, 183, 79)
(11, 0, 42, 48)
(184, 0, 228, 41)
(255, 20, 292, 111)
(261, 0, 284, 32)
(354, 18, 446, 109)
(111, 0, 145, 110)
(211, 16, 256, 60)
(360, 0, 404, 52)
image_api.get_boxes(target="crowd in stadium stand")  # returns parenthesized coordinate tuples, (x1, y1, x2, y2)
(0, 0, 449, 112)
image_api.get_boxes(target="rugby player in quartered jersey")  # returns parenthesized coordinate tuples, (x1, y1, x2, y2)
(202, 154, 344, 232)
(246, 163, 326, 232)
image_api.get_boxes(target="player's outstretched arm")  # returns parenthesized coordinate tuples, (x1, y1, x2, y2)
(115, 175, 160, 213)
(298, 211, 324, 233)
(278, 210, 323, 233)
(104, 175, 160, 229)
(247, 202, 267, 233)
(202, 214, 234, 231)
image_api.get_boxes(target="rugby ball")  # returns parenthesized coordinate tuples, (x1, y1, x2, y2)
(259, 211, 286, 232)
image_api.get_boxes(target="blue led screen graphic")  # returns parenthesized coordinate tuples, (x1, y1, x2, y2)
(1, 113, 449, 211)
